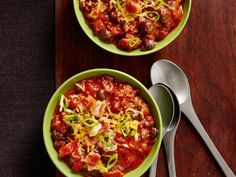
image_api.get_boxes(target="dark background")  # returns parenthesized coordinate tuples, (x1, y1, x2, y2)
(0, 1, 55, 176)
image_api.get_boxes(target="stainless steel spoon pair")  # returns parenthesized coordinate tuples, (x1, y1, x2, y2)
(149, 59, 235, 177)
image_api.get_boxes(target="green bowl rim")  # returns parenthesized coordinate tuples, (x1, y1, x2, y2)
(73, 0, 192, 56)
(43, 68, 163, 177)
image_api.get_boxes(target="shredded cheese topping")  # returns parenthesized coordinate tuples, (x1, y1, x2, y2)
(80, 0, 169, 23)
(59, 93, 142, 154)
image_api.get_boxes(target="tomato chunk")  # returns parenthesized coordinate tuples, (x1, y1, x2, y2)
(59, 141, 78, 158)
(59, 144, 73, 158)
(126, 0, 141, 14)
(103, 170, 124, 177)
(84, 152, 101, 166)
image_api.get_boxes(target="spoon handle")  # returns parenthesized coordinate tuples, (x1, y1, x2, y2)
(149, 156, 158, 177)
(163, 129, 178, 177)
(149, 130, 178, 177)
(181, 98, 235, 177)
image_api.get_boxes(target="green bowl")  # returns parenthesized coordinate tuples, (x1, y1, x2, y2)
(73, 0, 191, 56)
(43, 68, 163, 177)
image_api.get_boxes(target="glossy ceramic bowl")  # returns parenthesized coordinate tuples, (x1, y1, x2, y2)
(43, 68, 163, 177)
(73, 0, 191, 56)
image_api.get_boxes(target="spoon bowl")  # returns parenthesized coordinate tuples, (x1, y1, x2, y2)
(148, 83, 181, 177)
(151, 60, 190, 104)
(149, 83, 175, 135)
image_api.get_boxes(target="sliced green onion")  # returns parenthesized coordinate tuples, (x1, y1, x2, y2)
(119, 112, 131, 125)
(64, 114, 78, 119)
(120, 117, 129, 125)
(103, 143, 117, 152)
(106, 153, 118, 170)
(89, 123, 102, 137)
(71, 122, 79, 139)
(98, 166, 108, 173)
(63, 114, 78, 125)
(121, 125, 130, 137)
(129, 37, 141, 47)
(59, 94, 68, 112)
(154, 0, 169, 9)
(99, 130, 117, 151)
(130, 129, 137, 136)
(143, 11, 160, 21)
(99, 133, 113, 146)
(81, 117, 98, 127)
(59, 95, 63, 112)
(71, 121, 76, 130)
(59, 94, 65, 112)
(96, 160, 108, 173)
(64, 108, 73, 114)
(116, 0, 122, 10)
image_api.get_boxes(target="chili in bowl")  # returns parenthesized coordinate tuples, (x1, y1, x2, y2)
(43, 69, 162, 177)
(73, 0, 191, 56)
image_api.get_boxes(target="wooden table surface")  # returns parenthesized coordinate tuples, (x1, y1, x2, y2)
(55, 0, 236, 176)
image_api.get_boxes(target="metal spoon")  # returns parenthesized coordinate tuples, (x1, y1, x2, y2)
(149, 83, 181, 177)
(150, 59, 235, 177)
(162, 84, 181, 177)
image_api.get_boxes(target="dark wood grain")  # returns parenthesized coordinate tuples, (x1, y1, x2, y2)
(55, 0, 236, 176)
